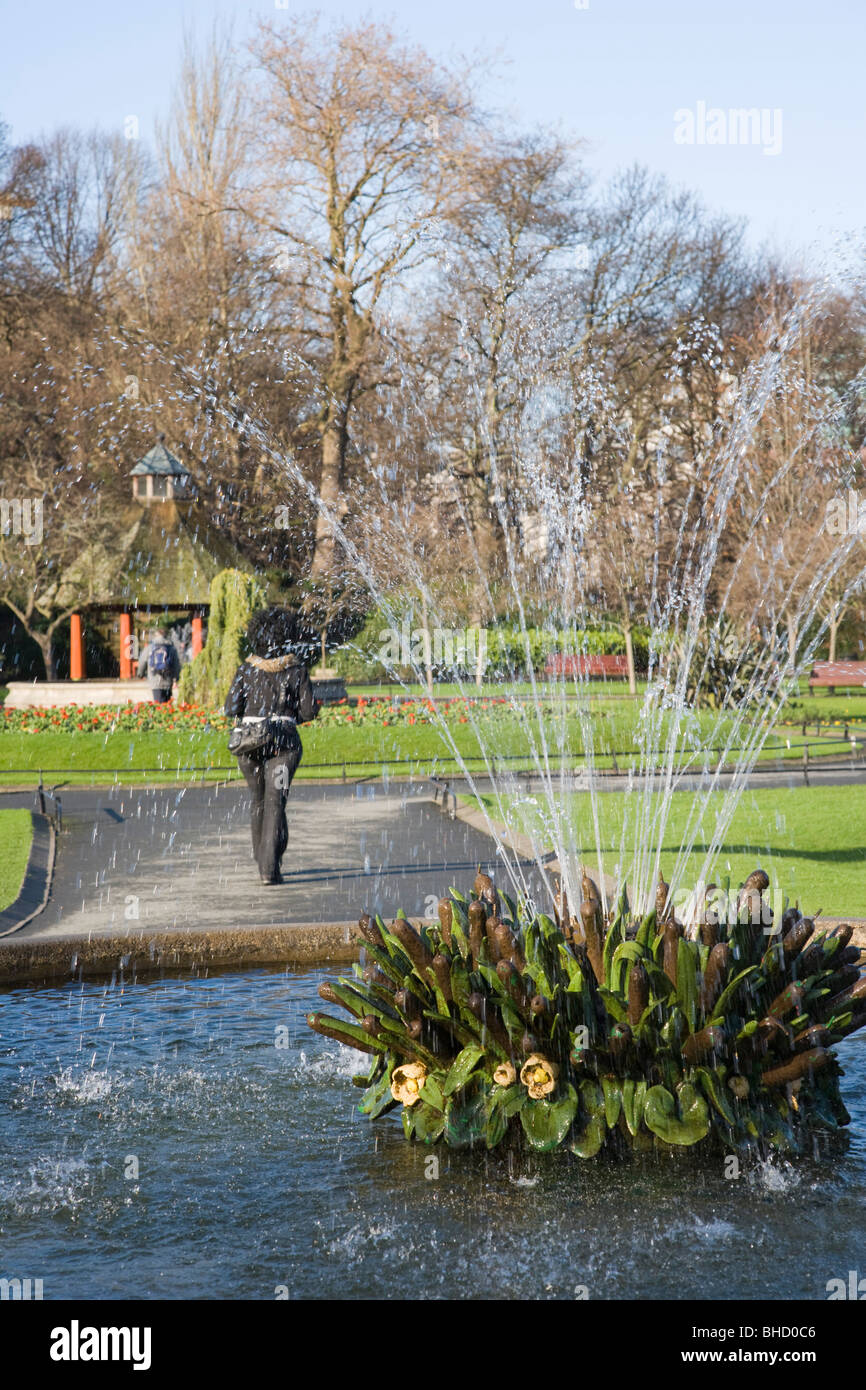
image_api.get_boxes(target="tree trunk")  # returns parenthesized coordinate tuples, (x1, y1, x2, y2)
(828, 605, 843, 663)
(419, 590, 434, 696)
(464, 457, 504, 589)
(310, 415, 348, 580)
(786, 613, 798, 670)
(462, 459, 503, 681)
(623, 615, 637, 695)
(33, 632, 56, 680)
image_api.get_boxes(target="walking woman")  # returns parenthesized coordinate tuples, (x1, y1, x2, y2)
(225, 607, 319, 885)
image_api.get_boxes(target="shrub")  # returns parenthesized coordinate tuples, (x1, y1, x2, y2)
(674, 617, 763, 710)
(332, 606, 652, 682)
(177, 569, 267, 708)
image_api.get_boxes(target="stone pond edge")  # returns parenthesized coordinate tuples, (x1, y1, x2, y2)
(0, 794, 862, 984)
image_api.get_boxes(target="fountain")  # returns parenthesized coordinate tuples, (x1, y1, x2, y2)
(4, 279, 866, 1303)
(290, 281, 866, 1157)
(34, 279, 862, 1163)
(5, 19, 866, 1316)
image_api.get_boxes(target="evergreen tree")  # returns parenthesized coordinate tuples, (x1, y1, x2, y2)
(178, 569, 267, 707)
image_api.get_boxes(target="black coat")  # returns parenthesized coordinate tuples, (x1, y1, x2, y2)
(225, 654, 319, 727)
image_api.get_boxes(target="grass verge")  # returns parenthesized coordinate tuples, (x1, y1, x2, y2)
(0, 716, 859, 786)
(0, 809, 33, 911)
(478, 783, 866, 917)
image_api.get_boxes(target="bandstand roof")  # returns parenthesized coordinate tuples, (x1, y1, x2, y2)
(130, 437, 188, 477)
(53, 440, 260, 610)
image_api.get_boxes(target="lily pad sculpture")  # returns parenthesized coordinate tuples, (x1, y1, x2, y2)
(306, 868, 866, 1154)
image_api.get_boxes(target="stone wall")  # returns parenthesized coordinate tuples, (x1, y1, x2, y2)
(4, 680, 154, 708)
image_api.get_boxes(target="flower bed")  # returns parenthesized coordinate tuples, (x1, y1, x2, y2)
(0, 703, 230, 735)
(2, 693, 774, 744)
(0, 695, 516, 735)
(315, 695, 512, 728)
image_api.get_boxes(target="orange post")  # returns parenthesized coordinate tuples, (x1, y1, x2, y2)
(70, 613, 85, 681)
(191, 615, 203, 659)
(119, 612, 133, 679)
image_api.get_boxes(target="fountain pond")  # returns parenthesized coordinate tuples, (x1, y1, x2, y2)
(1, 965, 864, 1299)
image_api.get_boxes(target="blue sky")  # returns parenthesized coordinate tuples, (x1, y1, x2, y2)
(2, 0, 863, 268)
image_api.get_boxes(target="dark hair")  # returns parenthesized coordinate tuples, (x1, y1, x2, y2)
(246, 606, 302, 657)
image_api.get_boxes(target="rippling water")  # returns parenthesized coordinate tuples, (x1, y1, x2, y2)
(1, 968, 864, 1300)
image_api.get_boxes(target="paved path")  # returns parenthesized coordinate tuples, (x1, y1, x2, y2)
(0, 783, 548, 940)
(473, 761, 866, 795)
(4, 759, 866, 945)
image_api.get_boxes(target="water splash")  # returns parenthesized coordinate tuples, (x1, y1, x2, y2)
(36, 271, 866, 919)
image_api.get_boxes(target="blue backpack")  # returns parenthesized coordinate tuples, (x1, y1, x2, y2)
(149, 644, 172, 676)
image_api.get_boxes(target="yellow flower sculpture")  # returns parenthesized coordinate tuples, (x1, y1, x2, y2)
(519, 1053, 559, 1100)
(390, 1061, 428, 1107)
(493, 1061, 517, 1087)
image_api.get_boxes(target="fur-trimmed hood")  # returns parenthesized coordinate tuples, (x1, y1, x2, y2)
(226, 652, 317, 725)
(245, 653, 301, 672)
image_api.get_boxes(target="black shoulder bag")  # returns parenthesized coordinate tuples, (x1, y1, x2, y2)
(227, 720, 274, 757)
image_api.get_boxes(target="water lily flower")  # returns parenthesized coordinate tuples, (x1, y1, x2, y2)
(390, 1061, 428, 1106)
(519, 1053, 558, 1099)
(493, 1061, 517, 1086)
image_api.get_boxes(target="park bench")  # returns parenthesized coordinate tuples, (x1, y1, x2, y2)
(808, 661, 866, 694)
(544, 653, 628, 680)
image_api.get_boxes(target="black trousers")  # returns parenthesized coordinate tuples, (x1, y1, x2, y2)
(237, 735, 303, 881)
(152, 688, 172, 704)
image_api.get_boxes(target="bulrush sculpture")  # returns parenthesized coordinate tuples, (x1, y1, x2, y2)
(307, 867, 865, 1154)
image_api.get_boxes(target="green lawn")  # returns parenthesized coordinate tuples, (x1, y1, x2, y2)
(480, 784, 866, 917)
(345, 678, 866, 714)
(0, 809, 33, 910)
(784, 692, 866, 723)
(0, 704, 859, 786)
(0, 726, 486, 784)
(345, 679, 648, 699)
(1, 711, 863, 912)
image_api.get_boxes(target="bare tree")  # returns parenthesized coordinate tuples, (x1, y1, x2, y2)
(242, 16, 477, 580)
(722, 286, 864, 668)
(12, 126, 144, 313)
(416, 129, 584, 590)
(0, 443, 125, 677)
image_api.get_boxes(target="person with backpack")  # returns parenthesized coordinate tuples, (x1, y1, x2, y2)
(225, 606, 320, 885)
(137, 627, 181, 704)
